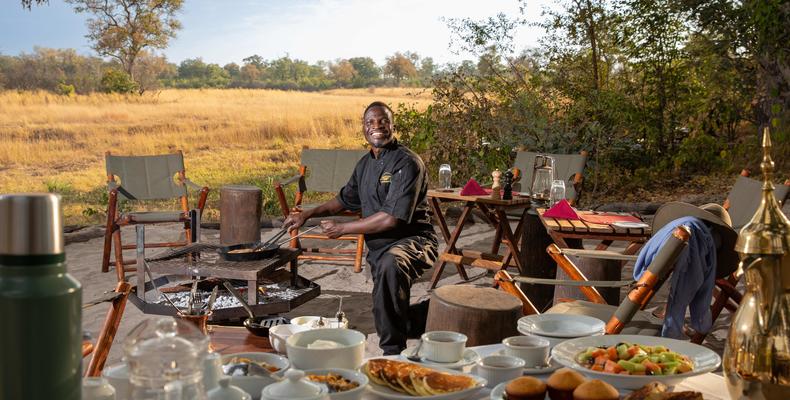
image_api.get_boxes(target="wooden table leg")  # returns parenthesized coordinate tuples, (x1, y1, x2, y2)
(290, 258, 299, 288)
(429, 197, 451, 242)
(429, 202, 473, 289)
(500, 208, 528, 270)
(495, 208, 526, 275)
(478, 204, 503, 255)
(247, 280, 257, 304)
(519, 210, 558, 311)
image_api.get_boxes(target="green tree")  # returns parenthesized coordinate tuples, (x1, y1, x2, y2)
(384, 52, 418, 86)
(223, 62, 240, 78)
(101, 68, 137, 93)
(348, 57, 380, 87)
(418, 57, 436, 85)
(65, 0, 183, 83)
(329, 60, 356, 87)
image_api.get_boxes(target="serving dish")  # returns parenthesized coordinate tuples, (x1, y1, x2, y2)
(304, 368, 368, 400)
(551, 334, 721, 389)
(518, 314, 606, 338)
(362, 361, 486, 400)
(220, 352, 290, 398)
(286, 328, 366, 370)
(398, 347, 481, 369)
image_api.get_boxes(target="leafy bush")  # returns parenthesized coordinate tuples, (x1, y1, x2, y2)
(101, 68, 137, 93)
(57, 82, 75, 96)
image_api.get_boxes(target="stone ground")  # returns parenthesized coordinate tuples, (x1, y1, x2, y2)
(70, 213, 733, 367)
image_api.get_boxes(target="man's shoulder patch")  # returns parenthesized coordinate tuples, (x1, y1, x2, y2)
(380, 172, 393, 184)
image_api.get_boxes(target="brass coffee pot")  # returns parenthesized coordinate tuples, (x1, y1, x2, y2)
(724, 127, 790, 399)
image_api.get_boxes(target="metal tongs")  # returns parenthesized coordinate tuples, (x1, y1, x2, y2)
(251, 225, 321, 252)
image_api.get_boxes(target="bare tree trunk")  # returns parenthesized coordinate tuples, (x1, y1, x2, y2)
(584, 0, 600, 91)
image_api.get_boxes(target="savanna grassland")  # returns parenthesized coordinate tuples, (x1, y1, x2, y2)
(0, 88, 430, 225)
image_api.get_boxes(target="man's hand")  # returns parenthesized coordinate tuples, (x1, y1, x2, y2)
(283, 211, 308, 232)
(320, 220, 345, 239)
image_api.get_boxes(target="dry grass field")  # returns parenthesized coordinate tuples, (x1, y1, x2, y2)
(0, 88, 430, 225)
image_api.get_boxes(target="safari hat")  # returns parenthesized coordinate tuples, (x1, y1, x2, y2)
(653, 202, 739, 278)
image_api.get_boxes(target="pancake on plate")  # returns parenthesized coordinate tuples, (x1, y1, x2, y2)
(420, 371, 477, 395)
(364, 359, 391, 386)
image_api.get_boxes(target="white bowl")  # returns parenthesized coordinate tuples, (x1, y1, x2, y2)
(551, 334, 721, 390)
(517, 328, 605, 349)
(304, 368, 368, 400)
(221, 352, 291, 398)
(286, 328, 366, 370)
(269, 324, 310, 353)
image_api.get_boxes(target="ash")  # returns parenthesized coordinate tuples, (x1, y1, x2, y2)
(155, 282, 313, 310)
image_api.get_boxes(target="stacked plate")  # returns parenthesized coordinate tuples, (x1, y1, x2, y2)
(516, 314, 605, 348)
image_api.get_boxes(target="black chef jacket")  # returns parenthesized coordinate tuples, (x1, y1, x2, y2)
(335, 140, 434, 259)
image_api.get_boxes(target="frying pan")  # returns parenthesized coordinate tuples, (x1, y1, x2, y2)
(218, 225, 319, 261)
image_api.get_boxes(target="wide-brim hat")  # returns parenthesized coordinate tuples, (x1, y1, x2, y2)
(653, 202, 739, 278)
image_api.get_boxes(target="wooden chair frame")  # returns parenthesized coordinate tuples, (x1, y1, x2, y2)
(101, 150, 210, 282)
(275, 164, 365, 273)
(83, 281, 132, 377)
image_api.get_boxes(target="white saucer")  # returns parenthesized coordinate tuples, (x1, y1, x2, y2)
(399, 347, 481, 369)
(493, 350, 562, 374)
(612, 221, 650, 229)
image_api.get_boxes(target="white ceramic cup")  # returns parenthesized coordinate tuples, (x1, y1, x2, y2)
(502, 335, 550, 367)
(474, 355, 525, 388)
(421, 331, 467, 363)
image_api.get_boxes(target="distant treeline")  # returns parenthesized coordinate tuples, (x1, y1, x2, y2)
(0, 48, 443, 94)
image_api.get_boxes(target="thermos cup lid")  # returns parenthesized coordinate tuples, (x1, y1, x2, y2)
(0, 193, 64, 256)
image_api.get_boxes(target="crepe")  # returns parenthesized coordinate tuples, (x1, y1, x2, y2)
(363, 358, 477, 397)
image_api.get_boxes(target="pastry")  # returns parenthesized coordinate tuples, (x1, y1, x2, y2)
(573, 379, 619, 400)
(547, 367, 587, 400)
(504, 376, 547, 400)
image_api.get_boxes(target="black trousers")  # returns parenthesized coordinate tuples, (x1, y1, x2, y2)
(368, 234, 438, 355)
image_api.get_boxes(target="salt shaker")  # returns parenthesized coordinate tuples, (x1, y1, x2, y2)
(490, 169, 502, 200)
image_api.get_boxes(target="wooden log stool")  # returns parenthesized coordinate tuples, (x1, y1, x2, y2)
(220, 185, 262, 245)
(553, 256, 621, 305)
(425, 285, 522, 346)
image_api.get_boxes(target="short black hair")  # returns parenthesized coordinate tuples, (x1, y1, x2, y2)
(363, 101, 393, 118)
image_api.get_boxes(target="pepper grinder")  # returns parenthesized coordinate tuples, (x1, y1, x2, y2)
(503, 170, 514, 200)
(490, 169, 502, 200)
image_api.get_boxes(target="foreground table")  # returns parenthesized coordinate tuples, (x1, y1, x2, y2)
(427, 189, 531, 289)
(363, 343, 727, 399)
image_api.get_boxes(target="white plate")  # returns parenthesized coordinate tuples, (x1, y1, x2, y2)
(363, 362, 486, 400)
(493, 350, 562, 375)
(612, 221, 650, 229)
(489, 381, 507, 400)
(518, 314, 606, 338)
(399, 347, 481, 369)
(551, 334, 721, 390)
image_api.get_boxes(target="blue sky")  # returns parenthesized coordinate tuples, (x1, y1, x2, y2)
(1, 0, 552, 66)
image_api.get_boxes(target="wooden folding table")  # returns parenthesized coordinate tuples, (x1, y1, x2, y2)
(427, 189, 531, 289)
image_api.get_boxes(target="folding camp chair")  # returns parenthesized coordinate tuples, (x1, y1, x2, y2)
(495, 225, 691, 337)
(512, 150, 588, 205)
(82, 281, 132, 377)
(724, 169, 790, 230)
(101, 151, 209, 282)
(275, 149, 368, 272)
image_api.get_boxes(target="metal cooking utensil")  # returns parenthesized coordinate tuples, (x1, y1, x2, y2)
(142, 260, 180, 313)
(188, 278, 199, 314)
(274, 225, 320, 246)
(407, 339, 423, 362)
(253, 228, 289, 251)
(222, 281, 256, 320)
(204, 285, 218, 312)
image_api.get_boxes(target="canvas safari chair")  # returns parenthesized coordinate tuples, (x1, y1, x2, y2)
(724, 169, 790, 230)
(101, 151, 209, 282)
(275, 149, 369, 272)
(512, 150, 589, 205)
(82, 280, 132, 377)
(495, 225, 693, 338)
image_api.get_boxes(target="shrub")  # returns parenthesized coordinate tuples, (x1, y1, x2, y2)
(57, 82, 75, 96)
(101, 68, 137, 94)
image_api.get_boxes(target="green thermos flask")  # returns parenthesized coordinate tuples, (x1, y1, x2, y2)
(0, 194, 82, 400)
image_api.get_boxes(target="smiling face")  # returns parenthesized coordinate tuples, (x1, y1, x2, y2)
(363, 105, 394, 148)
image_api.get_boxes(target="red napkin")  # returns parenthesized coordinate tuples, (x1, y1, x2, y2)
(460, 179, 487, 196)
(543, 199, 580, 220)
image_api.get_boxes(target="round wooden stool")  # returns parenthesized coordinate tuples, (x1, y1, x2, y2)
(220, 185, 262, 245)
(425, 285, 522, 346)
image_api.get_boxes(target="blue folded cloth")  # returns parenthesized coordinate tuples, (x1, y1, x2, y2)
(633, 216, 717, 338)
